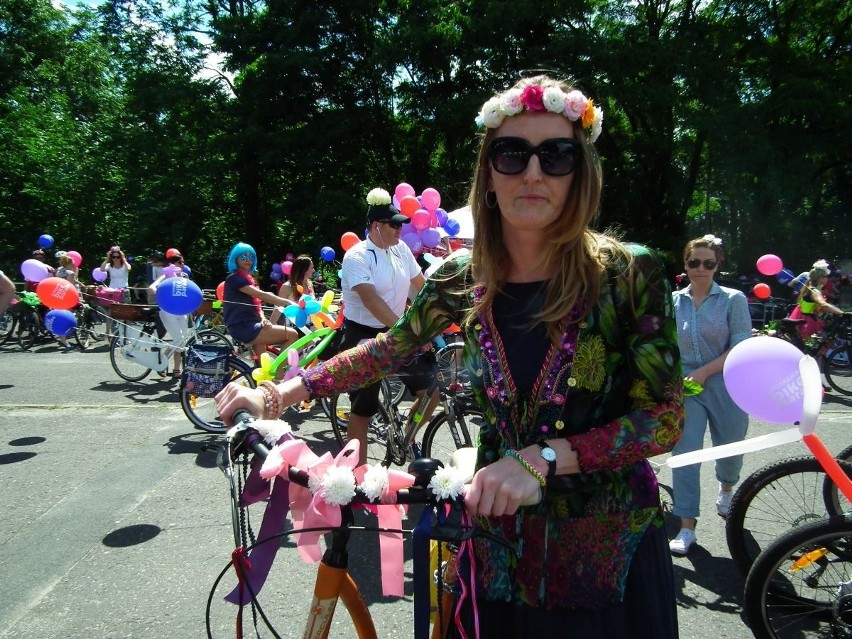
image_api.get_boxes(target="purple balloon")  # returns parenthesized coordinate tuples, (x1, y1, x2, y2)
(435, 208, 448, 226)
(723, 336, 805, 424)
(92, 268, 108, 283)
(271, 262, 282, 273)
(401, 233, 422, 255)
(21, 259, 51, 282)
(270, 271, 282, 281)
(421, 227, 441, 249)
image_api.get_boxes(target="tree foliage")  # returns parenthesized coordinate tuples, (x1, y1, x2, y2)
(0, 0, 848, 288)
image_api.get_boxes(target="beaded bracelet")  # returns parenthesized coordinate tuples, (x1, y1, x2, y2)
(504, 449, 546, 487)
(259, 381, 282, 419)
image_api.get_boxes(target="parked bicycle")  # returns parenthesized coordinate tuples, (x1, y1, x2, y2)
(725, 444, 852, 576)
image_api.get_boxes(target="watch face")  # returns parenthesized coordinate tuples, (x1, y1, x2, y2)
(541, 447, 557, 462)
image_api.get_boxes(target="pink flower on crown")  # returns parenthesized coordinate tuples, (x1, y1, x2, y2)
(563, 90, 588, 121)
(520, 85, 546, 112)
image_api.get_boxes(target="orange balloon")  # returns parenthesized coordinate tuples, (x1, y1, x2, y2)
(36, 276, 80, 310)
(399, 195, 420, 218)
(216, 281, 225, 301)
(753, 283, 771, 299)
(340, 232, 360, 252)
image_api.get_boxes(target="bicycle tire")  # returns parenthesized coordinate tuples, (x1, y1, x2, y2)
(192, 328, 233, 349)
(421, 405, 481, 467)
(329, 384, 395, 465)
(17, 311, 38, 350)
(824, 345, 852, 396)
(180, 356, 255, 433)
(109, 324, 154, 381)
(725, 456, 852, 576)
(0, 310, 16, 346)
(743, 516, 852, 639)
(74, 307, 92, 350)
(435, 342, 470, 391)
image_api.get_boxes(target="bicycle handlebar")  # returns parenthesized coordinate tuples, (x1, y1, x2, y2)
(228, 410, 449, 507)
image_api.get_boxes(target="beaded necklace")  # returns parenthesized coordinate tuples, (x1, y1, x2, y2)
(474, 284, 584, 449)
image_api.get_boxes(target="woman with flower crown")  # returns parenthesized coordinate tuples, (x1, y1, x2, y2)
(669, 235, 752, 556)
(216, 74, 683, 636)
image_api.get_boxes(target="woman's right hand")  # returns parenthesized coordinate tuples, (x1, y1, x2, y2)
(215, 383, 266, 426)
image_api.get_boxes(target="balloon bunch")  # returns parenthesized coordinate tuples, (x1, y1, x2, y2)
(753, 253, 785, 300)
(392, 183, 459, 257)
(268, 252, 296, 282)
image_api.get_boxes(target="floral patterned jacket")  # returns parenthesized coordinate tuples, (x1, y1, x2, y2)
(301, 245, 684, 610)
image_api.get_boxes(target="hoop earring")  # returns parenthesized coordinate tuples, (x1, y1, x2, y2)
(485, 190, 498, 209)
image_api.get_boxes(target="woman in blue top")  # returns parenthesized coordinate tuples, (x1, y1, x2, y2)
(669, 234, 752, 555)
(222, 242, 298, 360)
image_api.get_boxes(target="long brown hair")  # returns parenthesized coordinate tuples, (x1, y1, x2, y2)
(466, 74, 632, 343)
(288, 255, 313, 300)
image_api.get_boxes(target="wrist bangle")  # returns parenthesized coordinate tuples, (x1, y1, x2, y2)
(504, 449, 546, 487)
(259, 381, 282, 419)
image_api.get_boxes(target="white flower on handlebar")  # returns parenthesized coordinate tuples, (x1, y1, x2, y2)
(429, 465, 466, 500)
(312, 465, 357, 506)
(359, 464, 390, 501)
(253, 419, 293, 447)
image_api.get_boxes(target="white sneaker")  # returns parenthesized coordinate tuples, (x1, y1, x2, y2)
(669, 528, 697, 555)
(716, 486, 734, 517)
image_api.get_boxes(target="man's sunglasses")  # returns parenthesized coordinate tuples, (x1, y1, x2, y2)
(378, 221, 403, 230)
(488, 137, 582, 176)
(686, 258, 718, 270)
(110, 254, 121, 258)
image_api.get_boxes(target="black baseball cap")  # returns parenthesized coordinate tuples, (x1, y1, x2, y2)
(366, 203, 409, 225)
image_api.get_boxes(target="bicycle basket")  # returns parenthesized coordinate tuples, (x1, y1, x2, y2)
(183, 344, 233, 398)
(109, 303, 153, 321)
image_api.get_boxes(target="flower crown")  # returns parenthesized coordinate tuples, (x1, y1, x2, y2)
(366, 188, 392, 206)
(476, 84, 604, 143)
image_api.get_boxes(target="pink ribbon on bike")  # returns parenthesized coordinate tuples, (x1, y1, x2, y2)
(224, 432, 295, 604)
(355, 466, 417, 597)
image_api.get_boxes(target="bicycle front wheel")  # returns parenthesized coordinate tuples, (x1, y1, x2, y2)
(743, 516, 852, 639)
(421, 406, 481, 467)
(824, 346, 852, 396)
(17, 312, 38, 350)
(180, 356, 255, 433)
(0, 311, 16, 346)
(726, 456, 852, 576)
(109, 326, 153, 381)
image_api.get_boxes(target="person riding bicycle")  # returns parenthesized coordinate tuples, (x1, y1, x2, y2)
(222, 242, 299, 362)
(148, 254, 192, 378)
(788, 261, 844, 341)
(215, 74, 683, 637)
(0, 269, 15, 316)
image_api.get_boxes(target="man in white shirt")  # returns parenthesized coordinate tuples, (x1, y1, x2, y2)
(339, 190, 436, 464)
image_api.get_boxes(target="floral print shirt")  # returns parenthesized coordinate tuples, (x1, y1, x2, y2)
(301, 245, 684, 610)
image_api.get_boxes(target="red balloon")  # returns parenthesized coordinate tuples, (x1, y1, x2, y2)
(753, 283, 771, 299)
(340, 232, 360, 252)
(36, 276, 80, 310)
(399, 195, 420, 218)
(216, 281, 225, 301)
(166, 248, 180, 259)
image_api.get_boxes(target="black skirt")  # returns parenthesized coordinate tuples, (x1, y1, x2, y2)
(447, 524, 678, 638)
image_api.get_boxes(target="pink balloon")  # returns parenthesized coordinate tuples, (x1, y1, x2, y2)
(756, 254, 783, 276)
(66, 250, 82, 268)
(281, 260, 293, 275)
(394, 182, 416, 203)
(420, 187, 441, 211)
(20, 259, 51, 282)
(411, 209, 430, 232)
(723, 336, 806, 424)
(91, 268, 108, 282)
(285, 253, 295, 261)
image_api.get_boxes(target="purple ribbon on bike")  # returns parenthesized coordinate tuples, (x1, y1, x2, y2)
(224, 432, 294, 604)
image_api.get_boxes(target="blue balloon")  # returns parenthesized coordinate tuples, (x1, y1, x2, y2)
(155, 278, 203, 315)
(44, 309, 77, 337)
(182, 264, 192, 277)
(38, 234, 54, 249)
(443, 219, 461, 237)
(271, 262, 282, 273)
(320, 246, 336, 262)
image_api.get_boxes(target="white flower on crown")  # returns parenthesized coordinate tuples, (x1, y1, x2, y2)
(589, 107, 604, 143)
(500, 89, 524, 116)
(477, 97, 505, 129)
(542, 87, 566, 114)
(813, 259, 830, 270)
(702, 234, 723, 246)
(366, 188, 392, 206)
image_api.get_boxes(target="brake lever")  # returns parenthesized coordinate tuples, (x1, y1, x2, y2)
(428, 499, 519, 556)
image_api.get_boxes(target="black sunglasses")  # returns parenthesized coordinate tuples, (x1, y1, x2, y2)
(686, 258, 718, 270)
(488, 137, 582, 176)
(110, 254, 121, 258)
(378, 220, 403, 230)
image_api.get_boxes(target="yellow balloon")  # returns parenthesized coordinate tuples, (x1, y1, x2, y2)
(321, 290, 334, 310)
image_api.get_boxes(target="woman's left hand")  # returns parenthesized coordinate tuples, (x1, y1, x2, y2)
(465, 456, 542, 517)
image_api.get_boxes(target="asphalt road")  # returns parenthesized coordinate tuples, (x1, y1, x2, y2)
(1, 337, 850, 638)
